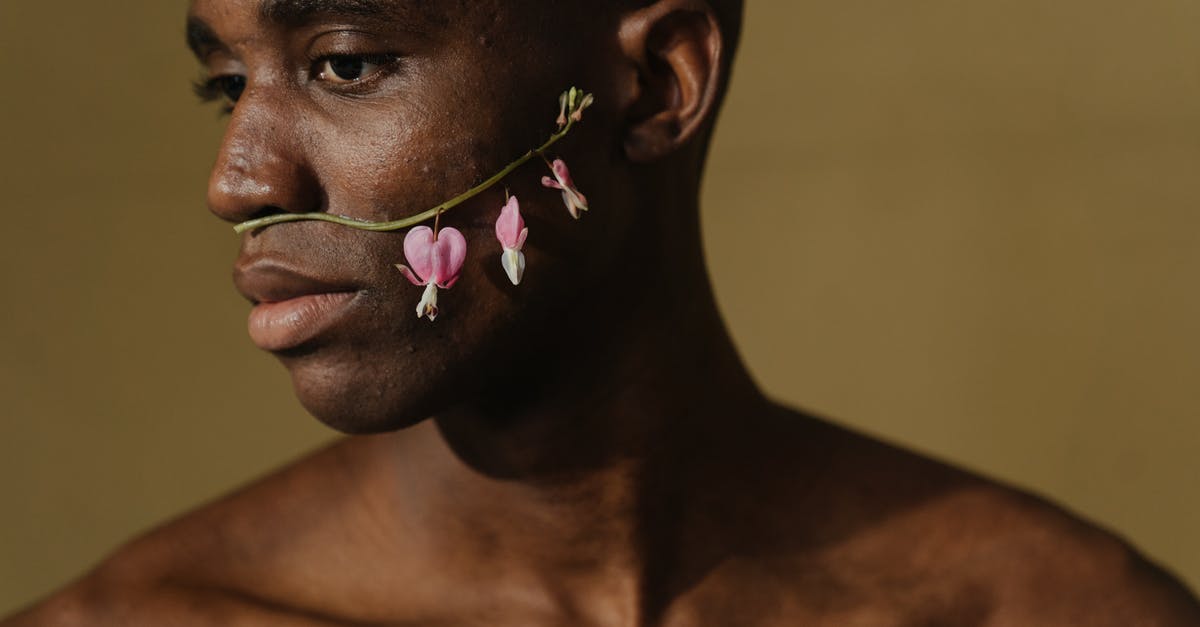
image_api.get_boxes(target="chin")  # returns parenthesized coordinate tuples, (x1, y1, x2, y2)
(279, 344, 452, 435)
(300, 397, 431, 435)
(261, 270, 562, 434)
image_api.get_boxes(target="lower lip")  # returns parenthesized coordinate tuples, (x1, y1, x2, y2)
(247, 292, 359, 351)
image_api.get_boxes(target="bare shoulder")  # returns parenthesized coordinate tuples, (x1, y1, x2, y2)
(801, 413, 1200, 626)
(2, 437, 394, 626)
(950, 484, 1200, 626)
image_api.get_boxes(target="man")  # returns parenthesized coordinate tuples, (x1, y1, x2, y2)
(5, 0, 1198, 624)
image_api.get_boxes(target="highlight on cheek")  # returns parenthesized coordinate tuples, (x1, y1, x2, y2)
(232, 87, 595, 322)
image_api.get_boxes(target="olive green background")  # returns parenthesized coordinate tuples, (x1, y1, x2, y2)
(1, 0, 1197, 612)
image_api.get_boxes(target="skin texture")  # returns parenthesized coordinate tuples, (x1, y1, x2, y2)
(5, 0, 1200, 625)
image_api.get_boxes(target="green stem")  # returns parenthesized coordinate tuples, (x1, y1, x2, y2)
(232, 119, 576, 235)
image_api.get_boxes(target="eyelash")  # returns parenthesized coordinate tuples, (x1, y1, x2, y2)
(192, 74, 239, 115)
(313, 54, 398, 81)
(192, 54, 401, 114)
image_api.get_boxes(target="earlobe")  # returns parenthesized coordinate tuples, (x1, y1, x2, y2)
(618, 0, 724, 163)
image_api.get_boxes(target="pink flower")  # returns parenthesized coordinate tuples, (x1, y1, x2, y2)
(494, 195, 529, 286)
(395, 226, 467, 321)
(541, 159, 589, 219)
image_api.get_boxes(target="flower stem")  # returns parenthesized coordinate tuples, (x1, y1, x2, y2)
(232, 118, 578, 235)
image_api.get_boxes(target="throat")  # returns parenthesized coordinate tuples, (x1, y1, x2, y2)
(385, 419, 743, 627)
(376, 269, 771, 621)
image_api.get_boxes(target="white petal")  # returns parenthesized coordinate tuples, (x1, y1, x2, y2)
(416, 283, 439, 321)
(501, 248, 525, 286)
(562, 191, 579, 219)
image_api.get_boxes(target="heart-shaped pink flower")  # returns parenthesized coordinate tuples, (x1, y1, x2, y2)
(395, 226, 467, 320)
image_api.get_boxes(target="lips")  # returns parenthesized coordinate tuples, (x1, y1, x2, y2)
(233, 257, 362, 352)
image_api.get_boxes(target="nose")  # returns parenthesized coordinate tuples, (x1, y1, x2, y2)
(207, 97, 321, 225)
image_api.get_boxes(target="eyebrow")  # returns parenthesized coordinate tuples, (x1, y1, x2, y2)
(258, 0, 414, 27)
(186, 16, 225, 59)
(187, 0, 427, 58)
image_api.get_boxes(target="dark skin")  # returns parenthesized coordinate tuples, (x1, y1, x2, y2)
(6, 0, 1200, 624)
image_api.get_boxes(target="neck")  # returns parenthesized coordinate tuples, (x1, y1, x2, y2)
(434, 165, 763, 479)
(379, 192, 789, 622)
(443, 267, 760, 474)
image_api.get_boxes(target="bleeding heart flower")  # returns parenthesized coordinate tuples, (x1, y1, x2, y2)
(541, 158, 589, 220)
(495, 195, 529, 286)
(395, 226, 467, 321)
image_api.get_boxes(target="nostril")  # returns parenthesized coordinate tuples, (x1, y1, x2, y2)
(233, 206, 297, 236)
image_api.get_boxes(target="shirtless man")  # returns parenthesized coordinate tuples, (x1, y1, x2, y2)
(6, 0, 1198, 624)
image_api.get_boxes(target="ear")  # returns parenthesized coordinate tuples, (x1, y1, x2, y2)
(617, 0, 725, 163)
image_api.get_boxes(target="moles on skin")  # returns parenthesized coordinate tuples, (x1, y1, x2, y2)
(4, 0, 1199, 625)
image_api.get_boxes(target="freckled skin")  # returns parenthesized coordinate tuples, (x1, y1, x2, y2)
(5, 1, 1199, 625)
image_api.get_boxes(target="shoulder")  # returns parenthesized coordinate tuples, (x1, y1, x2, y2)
(2, 437, 393, 626)
(953, 486, 1200, 625)
(810, 417, 1200, 625)
(0, 565, 325, 627)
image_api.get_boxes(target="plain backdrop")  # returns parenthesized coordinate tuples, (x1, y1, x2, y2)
(1, 0, 1197, 613)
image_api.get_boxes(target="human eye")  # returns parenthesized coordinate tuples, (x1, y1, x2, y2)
(193, 74, 247, 112)
(312, 54, 399, 87)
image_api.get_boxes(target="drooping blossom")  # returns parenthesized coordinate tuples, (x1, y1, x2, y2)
(395, 226, 467, 321)
(570, 93, 594, 122)
(556, 91, 570, 128)
(541, 158, 589, 219)
(494, 195, 529, 286)
(556, 88, 595, 128)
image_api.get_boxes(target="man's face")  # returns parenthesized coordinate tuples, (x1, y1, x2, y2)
(188, 0, 633, 432)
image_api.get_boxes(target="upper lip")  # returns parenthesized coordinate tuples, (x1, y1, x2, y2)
(233, 256, 360, 305)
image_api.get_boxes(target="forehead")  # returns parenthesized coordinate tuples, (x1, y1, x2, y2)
(186, 0, 543, 56)
(187, 0, 439, 31)
(187, 0, 545, 30)
(187, 0, 481, 60)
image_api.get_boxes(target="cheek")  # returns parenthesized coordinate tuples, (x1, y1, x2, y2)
(309, 113, 472, 224)
(265, 197, 541, 434)
(273, 76, 623, 429)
